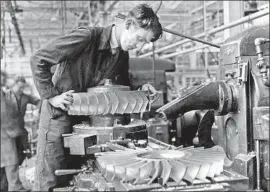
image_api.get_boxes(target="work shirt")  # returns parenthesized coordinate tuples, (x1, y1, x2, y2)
(30, 24, 130, 100)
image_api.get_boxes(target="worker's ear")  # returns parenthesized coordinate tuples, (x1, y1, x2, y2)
(125, 19, 136, 30)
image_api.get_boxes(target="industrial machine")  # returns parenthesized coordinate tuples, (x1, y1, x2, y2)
(53, 25, 269, 191)
(54, 79, 230, 192)
(157, 24, 269, 191)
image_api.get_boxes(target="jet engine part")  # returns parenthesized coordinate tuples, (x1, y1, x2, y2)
(96, 146, 226, 185)
(68, 89, 149, 116)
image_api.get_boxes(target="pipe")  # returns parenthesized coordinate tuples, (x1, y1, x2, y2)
(139, 8, 269, 58)
(161, 44, 211, 59)
(156, 81, 236, 120)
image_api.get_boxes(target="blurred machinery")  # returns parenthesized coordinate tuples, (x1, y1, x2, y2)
(53, 25, 269, 191)
(129, 58, 176, 145)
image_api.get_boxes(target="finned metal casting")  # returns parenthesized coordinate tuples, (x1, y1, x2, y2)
(68, 90, 149, 115)
(96, 146, 226, 185)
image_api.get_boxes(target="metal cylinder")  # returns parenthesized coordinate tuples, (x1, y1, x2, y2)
(256, 140, 261, 190)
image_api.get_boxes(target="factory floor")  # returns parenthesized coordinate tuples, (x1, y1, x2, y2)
(19, 155, 36, 191)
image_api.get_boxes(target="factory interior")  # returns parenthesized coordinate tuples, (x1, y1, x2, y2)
(0, 1, 269, 191)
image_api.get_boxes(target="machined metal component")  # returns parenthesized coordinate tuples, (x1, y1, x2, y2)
(68, 90, 149, 115)
(72, 119, 147, 146)
(156, 81, 237, 120)
(256, 140, 262, 191)
(96, 146, 226, 185)
(254, 38, 270, 86)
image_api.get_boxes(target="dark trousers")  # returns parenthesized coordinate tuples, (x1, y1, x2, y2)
(1, 165, 25, 191)
(33, 100, 72, 191)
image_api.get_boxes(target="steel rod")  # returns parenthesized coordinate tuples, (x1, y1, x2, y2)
(162, 28, 220, 48)
(161, 44, 216, 59)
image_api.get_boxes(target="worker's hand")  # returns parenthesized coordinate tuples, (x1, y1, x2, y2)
(141, 84, 159, 104)
(48, 90, 74, 111)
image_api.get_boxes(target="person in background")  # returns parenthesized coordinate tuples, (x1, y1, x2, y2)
(1, 70, 9, 192)
(30, 3, 162, 191)
(1, 74, 41, 191)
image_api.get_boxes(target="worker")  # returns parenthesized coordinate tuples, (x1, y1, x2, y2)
(1, 70, 9, 192)
(30, 3, 162, 191)
(1, 74, 40, 191)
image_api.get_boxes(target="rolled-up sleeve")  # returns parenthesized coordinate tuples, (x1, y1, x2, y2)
(30, 27, 92, 99)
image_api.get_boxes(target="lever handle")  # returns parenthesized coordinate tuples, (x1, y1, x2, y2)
(55, 169, 83, 176)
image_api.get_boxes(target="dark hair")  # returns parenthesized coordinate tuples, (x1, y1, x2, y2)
(15, 76, 26, 83)
(127, 4, 163, 42)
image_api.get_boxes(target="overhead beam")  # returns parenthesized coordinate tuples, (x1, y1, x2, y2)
(15, 7, 89, 13)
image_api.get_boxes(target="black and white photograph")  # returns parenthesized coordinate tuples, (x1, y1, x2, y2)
(0, 1, 269, 191)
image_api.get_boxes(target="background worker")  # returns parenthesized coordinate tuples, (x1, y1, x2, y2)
(1, 74, 40, 191)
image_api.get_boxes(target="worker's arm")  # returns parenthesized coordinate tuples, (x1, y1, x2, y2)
(30, 27, 92, 100)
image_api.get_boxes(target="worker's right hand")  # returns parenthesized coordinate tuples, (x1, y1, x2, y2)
(48, 90, 74, 111)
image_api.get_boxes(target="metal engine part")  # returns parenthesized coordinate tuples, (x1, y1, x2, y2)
(68, 80, 150, 116)
(96, 146, 226, 185)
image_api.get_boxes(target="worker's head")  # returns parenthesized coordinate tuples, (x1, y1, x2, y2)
(120, 4, 163, 51)
(12, 76, 27, 95)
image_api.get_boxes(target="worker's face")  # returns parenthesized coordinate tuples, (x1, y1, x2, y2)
(120, 20, 154, 51)
(13, 82, 26, 95)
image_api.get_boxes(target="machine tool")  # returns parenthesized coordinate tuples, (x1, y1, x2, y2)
(53, 25, 269, 191)
(157, 24, 270, 191)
